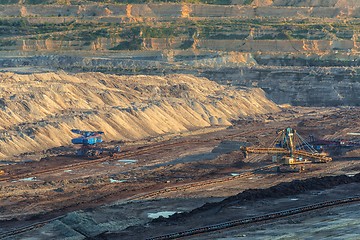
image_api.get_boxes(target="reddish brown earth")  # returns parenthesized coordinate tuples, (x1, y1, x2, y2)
(0, 106, 360, 239)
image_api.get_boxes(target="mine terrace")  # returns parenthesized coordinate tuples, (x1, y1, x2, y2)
(0, 0, 360, 239)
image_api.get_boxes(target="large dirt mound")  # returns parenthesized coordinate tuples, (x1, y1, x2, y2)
(0, 72, 279, 160)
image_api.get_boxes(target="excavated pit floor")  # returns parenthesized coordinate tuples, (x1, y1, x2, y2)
(0, 106, 360, 239)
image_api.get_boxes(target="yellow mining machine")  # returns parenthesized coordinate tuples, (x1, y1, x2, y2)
(0, 169, 4, 175)
(241, 127, 332, 172)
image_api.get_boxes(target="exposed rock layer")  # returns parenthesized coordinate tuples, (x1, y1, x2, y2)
(1, 2, 359, 107)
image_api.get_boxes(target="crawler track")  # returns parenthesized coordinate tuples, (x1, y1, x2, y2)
(0, 140, 205, 182)
(0, 126, 300, 238)
(146, 196, 360, 240)
(0, 128, 266, 182)
(0, 163, 275, 240)
(130, 164, 277, 200)
(0, 127, 271, 238)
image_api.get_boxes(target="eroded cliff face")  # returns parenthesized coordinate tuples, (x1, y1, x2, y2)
(202, 66, 360, 106)
(0, 72, 279, 159)
(3, 2, 360, 18)
(2, 38, 358, 53)
(1, 50, 358, 106)
(272, 0, 360, 7)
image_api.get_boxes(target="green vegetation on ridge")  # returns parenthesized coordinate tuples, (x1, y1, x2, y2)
(0, 0, 234, 4)
(1, 16, 360, 50)
(1, 18, 359, 39)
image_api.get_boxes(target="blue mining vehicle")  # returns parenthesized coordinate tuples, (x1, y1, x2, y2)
(71, 129, 120, 157)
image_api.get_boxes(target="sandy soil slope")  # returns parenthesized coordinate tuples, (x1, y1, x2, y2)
(0, 72, 279, 160)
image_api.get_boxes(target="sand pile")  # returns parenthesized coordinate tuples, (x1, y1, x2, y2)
(0, 72, 279, 159)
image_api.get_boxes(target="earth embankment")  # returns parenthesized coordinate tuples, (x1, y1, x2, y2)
(0, 72, 279, 160)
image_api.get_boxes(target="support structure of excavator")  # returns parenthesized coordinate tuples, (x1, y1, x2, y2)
(241, 127, 332, 168)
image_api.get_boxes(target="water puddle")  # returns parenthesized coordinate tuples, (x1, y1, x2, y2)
(109, 178, 127, 183)
(0, 161, 16, 165)
(64, 170, 73, 173)
(345, 172, 358, 177)
(231, 173, 240, 176)
(229, 206, 246, 209)
(290, 198, 299, 201)
(19, 177, 38, 182)
(117, 159, 138, 164)
(147, 211, 180, 219)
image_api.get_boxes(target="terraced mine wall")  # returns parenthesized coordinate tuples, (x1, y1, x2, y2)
(2, 4, 360, 18)
(203, 67, 360, 106)
(1, 2, 360, 106)
(2, 39, 359, 52)
(1, 52, 359, 106)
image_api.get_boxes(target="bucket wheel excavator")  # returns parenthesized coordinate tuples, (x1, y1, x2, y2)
(241, 127, 332, 172)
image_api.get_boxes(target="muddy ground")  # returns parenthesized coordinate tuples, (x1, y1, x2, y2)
(1, 106, 360, 239)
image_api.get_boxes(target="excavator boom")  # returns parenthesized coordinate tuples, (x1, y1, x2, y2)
(241, 147, 288, 155)
(241, 127, 332, 164)
(293, 150, 332, 163)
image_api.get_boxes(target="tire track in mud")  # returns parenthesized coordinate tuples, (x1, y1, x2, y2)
(0, 128, 269, 238)
(0, 128, 267, 183)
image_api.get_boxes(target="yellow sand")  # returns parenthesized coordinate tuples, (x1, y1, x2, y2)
(0, 72, 279, 159)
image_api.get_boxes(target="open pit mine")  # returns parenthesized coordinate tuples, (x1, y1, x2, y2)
(1, 0, 360, 239)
